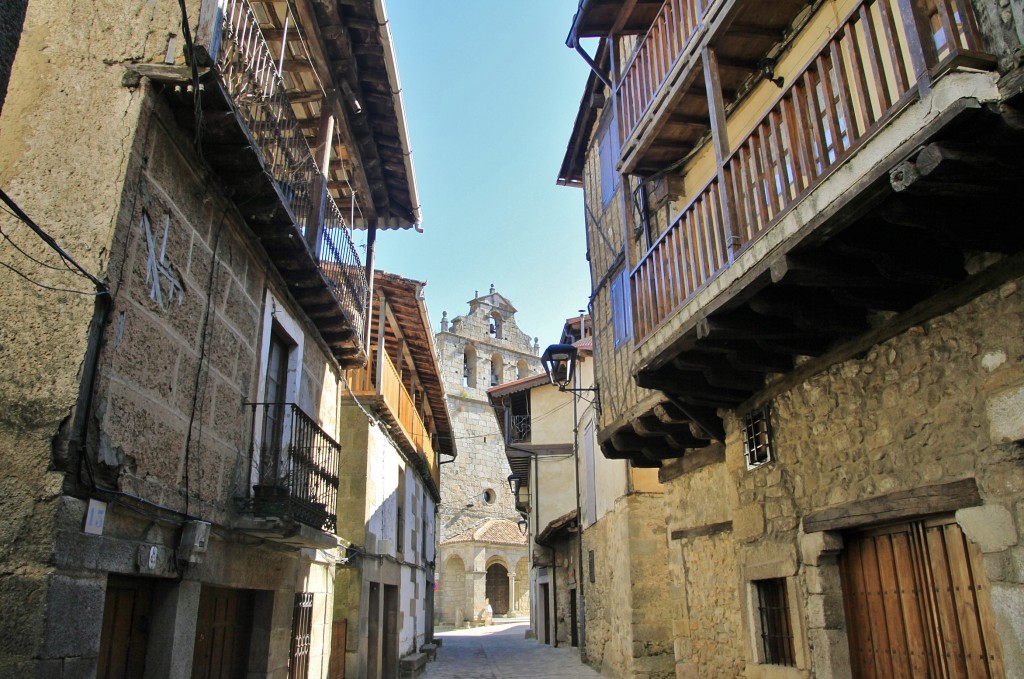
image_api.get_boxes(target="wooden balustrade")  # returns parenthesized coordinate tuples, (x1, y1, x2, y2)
(630, 0, 992, 342)
(617, 0, 707, 143)
(349, 351, 437, 485)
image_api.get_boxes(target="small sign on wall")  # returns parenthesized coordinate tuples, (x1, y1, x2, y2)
(84, 499, 107, 535)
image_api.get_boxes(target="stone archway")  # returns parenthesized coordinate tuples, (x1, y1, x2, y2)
(441, 555, 466, 624)
(485, 563, 510, 615)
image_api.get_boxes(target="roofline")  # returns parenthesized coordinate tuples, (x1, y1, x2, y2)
(372, 0, 422, 229)
(557, 40, 607, 187)
(487, 372, 550, 398)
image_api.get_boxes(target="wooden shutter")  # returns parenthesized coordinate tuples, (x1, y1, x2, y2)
(840, 517, 1004, 678)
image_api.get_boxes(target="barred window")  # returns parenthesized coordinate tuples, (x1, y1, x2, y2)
(742, 405, 774, 469)
(288, 592, 314, 679)
(755, 579, 795, 666)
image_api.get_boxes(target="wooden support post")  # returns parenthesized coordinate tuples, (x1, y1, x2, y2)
(702, 47, 741, 259)
(195, 0, 224, 66)
(375, 292, 387, 395)
(895, 0, 934, 96)
(306, 111, 335, 256)
(364, 224, 377, 357)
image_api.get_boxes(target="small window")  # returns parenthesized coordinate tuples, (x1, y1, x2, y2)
(482, 489, 495, 504)
(463, 345, 478, 388)
(754, 579, 795, 666)
(609, 267, 632, 348)
(742, 405, 774, 469)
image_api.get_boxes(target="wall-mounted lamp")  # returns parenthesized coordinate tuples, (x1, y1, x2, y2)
(541, 343, 600, 414)
(517, 511, 529, 536)
(507, 473, 530, 512)
(541, 343, 577, 388)
(757, 58, 785, 89)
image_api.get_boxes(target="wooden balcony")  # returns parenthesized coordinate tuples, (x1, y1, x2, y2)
(596, 0, 1024, 465)
(632, 0, 993, 341)
(350, 350, 441, 492)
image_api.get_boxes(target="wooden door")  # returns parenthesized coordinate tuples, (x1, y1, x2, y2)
(840, 517, 1004, 678)
(192, 586, 253, 679)
(486, 564, 509, 615)
(98, 576, 154, 679)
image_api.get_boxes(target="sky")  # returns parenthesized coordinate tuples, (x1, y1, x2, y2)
(366, 1, 594, 348)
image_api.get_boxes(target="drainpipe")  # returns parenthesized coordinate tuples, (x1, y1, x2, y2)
(565, 1, 611, 90)
(67, 291, 112, 482)
(571, 324, 587, 660)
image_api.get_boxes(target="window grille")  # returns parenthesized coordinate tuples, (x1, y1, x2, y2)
(289, 592, 314, 679)
(742, 405, 774, 469)
(755, 579, 795, 666)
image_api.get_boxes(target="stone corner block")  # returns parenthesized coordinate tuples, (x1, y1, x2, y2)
(956, 504, 1018, 553)
(987, 383, 1024, 444)
(799, 530, 844, 567)
(733, 503, 765, 542)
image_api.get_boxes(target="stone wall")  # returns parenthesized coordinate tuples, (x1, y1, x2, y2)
(581, 494, 675, 679)
(661, 276, 1024, 678)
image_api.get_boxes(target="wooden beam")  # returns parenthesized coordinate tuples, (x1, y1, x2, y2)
(803, 479, 981, 533)
(740, 247, 1024, 414)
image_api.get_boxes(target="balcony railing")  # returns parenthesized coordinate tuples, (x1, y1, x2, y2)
(350, 351, 440, 489)
(215, 0, 367, 348)
(617, 0, 709, 144)
(631, 0, 992, 341)
(240, 402, 340, 533)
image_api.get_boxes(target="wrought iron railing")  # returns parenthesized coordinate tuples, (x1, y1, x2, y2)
(241, 402, 340, 533)
(630, 0, 994, 341)
(214, 0, 367, 350)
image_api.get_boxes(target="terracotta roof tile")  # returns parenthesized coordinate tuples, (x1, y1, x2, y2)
(441, 518, 527, 547)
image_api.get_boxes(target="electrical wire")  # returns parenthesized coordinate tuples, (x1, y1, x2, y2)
(0, 187, 107, 292)
(0, 258, 103, 296)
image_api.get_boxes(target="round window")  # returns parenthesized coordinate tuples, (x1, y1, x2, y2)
(482, 489, 495, 504)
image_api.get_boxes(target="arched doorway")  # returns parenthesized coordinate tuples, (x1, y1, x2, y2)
(485, 563, 510, 615)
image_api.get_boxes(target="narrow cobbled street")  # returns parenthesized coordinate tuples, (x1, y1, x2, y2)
(422, 621, 603, 679)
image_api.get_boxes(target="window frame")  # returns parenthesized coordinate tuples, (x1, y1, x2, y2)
(609, 265, 633, 349)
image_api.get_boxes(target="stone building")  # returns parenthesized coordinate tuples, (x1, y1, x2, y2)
(434, 287, 537, 624)
(0, 0, 420, 676)
(560, 1, 1024, 678)
(333, 272, 452, 679)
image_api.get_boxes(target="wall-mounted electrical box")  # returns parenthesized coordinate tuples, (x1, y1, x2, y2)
(177, 520, 211, 563)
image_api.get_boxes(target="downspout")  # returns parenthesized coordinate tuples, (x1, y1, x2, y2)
(566, 1, 611, 90)
(67, 291, 112, 483)
(363, 223, 377, 358)
(371, 0, 423, 230)
(571, 343, 587, 660)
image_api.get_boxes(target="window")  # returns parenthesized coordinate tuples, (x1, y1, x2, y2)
(396, 466, 405, 554)
(609, 267, 633, 348)
(482, 488, 495, 504)
(509, 391, 530, 443)
(597, 112, 620, 206)
(288, 592, 314, 679)
(742, 405, 774, 469)
(754, 579, 795, 666)
(516, 359, 528, 380)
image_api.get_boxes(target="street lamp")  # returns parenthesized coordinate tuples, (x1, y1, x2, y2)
(540, 343, 577, 388)
(507, 473, 530, 512)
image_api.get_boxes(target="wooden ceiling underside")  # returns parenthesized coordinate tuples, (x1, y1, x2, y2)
(252, 0, 416, 228)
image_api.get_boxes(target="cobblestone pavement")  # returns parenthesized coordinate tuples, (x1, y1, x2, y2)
(422, 620, 604, 679)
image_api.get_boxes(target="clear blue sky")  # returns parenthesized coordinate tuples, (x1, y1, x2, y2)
(369, 1, 594, 347)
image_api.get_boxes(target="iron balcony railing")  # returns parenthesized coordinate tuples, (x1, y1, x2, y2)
(241, 402, 340, 533)
(630, 0, 994, 341)
(215, 0, 368, 348)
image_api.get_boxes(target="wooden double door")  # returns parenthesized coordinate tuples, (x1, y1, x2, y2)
(840, 517, 1004, 678)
